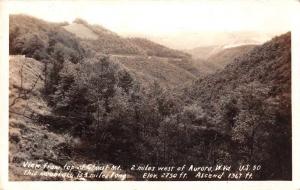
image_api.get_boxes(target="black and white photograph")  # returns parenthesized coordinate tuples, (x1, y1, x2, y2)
(1, 0, 298, 185)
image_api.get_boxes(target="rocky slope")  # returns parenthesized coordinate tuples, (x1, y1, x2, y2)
(9, 55, 133, 181)
(9, 55, 66, 180)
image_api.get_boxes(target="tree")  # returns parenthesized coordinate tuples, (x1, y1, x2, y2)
(49, 61, 93, 137)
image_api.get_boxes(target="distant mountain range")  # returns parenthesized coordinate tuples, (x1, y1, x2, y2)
(142, 30, 275, 50)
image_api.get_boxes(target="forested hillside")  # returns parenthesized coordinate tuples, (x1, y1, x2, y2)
(10, 15, 201, 88)
(9, 14, 291, 180)
(128, 37, 191, 59)
(206, 45, 256, 70)
(181, 32, 291, 179)
(188, 45, 256, 74)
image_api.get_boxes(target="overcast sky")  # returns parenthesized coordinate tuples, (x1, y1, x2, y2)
(8, 0, 298, 48)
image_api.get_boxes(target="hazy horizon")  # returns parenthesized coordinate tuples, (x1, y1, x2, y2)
(8, 0, 297, 49)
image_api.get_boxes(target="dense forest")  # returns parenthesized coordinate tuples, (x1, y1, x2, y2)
(9, 15, 291, 180)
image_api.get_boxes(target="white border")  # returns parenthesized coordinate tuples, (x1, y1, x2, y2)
(0, 0, 9, 189)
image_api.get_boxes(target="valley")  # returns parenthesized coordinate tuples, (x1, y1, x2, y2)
(8, 14, 291, 181)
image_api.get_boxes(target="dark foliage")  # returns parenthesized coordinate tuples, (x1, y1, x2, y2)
(9, 14, 86, 96)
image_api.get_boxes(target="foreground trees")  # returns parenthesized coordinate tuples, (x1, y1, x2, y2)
(38, 52, 290, 179)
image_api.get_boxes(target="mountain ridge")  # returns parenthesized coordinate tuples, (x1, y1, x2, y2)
(9, 14, 201, 87)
